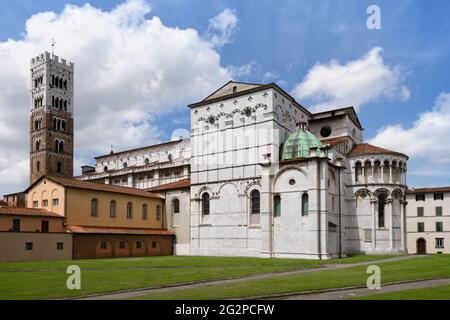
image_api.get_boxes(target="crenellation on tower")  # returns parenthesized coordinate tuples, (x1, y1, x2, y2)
(30, 51, 74, 184)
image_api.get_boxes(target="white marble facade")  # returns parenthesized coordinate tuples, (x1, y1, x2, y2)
(81, 81, 409, 259)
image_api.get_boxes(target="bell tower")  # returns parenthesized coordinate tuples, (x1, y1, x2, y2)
(30, 52, 74, 184)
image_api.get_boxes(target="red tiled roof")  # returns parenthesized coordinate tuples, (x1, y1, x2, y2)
(348, 143, 408, 159)
(66, 225, 175, 236)
(27, 176, 164, 199)
(407, 186, 450, 194)
(320, 136, 352, 147)
(0, 207, 64, 218)
(146, 179, 191, 192)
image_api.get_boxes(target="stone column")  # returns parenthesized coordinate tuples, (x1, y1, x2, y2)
(381, 165, 384, 183)
(371, 198, 377, 250)
(371, 163, 374, 183)
(400, 200, 405, 252)
(389, 164, 393, 184)
(388, 198, 393, 250)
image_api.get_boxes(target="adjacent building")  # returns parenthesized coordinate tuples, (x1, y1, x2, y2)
(406, 187, 449, 254)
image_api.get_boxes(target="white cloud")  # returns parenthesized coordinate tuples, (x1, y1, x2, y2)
(370, 92, 450, 163)
(206, 9, 238, 48)
(292, 47, 410, 111)
(0, 0, 233, 195)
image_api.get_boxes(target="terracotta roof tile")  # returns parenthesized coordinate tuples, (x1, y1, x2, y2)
(348, 143, 408, 159)
(66, 225, 174, 236)
(29, 176, 164, 199)
(320, 136, 352, 147)
(407, 186, 450, 194)
(146, 179, 191, 192)
(0, 207, 64, 218)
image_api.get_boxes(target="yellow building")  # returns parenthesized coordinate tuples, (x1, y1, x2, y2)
(25, 176, 174, 259)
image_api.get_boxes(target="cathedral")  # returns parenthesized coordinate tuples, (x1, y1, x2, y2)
(80, 79, 409, 259)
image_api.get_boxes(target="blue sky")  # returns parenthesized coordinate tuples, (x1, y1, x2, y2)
(0, 0, 449, 193)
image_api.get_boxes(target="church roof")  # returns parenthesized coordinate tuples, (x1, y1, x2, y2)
(66, 225, 174, 236)
(406, 186, 450, 194)
(201, 81, 263, 102)
(348, 143, 408, 159)
(281, 125, 324, 160)
(320, 136, 352, 147)
(0, 207, 64, 218)
(146, 179, 191, 192)
(25, 176, 164, 199)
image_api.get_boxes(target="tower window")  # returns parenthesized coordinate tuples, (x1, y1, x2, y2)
(302, 193, 309, 216)
(36, 161, 40, 172)
(172, 198, 180, 214)
(61, 121, 66, 132)
(35, 140, 40, 151)
(59, 141, 64, 152)
(202, 193, 210, 215)
(274, 195, 281, 217)
(378, 194, 386, 228)
(56, 162, 62, 173)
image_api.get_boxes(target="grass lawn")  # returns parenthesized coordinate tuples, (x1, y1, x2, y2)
(133, 254, 450, 300)
(0, 254, 393, 299)
(354, 284, 450, 300)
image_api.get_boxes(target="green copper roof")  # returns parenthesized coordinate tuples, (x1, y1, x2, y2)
(281, 125, 324, 160)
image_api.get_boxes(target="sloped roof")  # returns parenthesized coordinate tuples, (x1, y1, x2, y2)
(320, 136, 352, 147)
(202, 81, 263, 102)
(66, 225, 174, 236)
(311, 106, 363, 130)
(146, 179, 191, 192)
(348, 143, 408, 159)
(26, 176, 164, 199)
(0, 207, 64, 218)
(407, 186, 450, 194)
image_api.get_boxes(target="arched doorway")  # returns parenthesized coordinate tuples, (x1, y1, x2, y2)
(417, 238, 426, 254)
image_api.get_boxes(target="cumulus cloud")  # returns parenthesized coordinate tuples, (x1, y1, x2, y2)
(370, 92, 450, 163)
(0, 0, 233, 194)
(292, 47, 410, 111)
(206, 8, 238, 48)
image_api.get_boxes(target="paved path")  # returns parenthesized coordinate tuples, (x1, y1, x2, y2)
(274, 277, 450, 300)
(76, 255, 420, 300)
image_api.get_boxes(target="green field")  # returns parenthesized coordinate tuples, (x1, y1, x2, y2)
(132, 254, 450, 300)
(355, 284, 450, 300)
(0, 254, 393, 299)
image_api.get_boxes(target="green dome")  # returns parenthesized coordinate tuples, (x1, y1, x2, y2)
(281, 125, 324, 160)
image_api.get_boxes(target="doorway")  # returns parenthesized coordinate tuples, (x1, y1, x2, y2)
(416, 238, 426, 254)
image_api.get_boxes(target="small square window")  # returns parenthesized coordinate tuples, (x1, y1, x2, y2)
(136, 241, 142, 249)
(436, 221, 443, 232)
(434, 193, 444, 201)
(42, 199, 48, 207)
(25, 242, 33, 251)
(12, 219, 20, 232)
(119, 241, 126, 249)
(415, 194, 425, 201)
(417, 222, 425, 232)
(52, 198, 59, 206)
(436, 206, 443, 216)
(436, 238, 444, 249)
(57, 242, 64, 250)
(32, 201, 39, 208)
(151, 241, 157, 249)
(100, 240, 107, 250)
(417, 207, 424, 217)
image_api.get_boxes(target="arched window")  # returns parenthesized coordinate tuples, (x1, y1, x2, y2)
(35, 120, 39, 130)
(144, 158, 150, 165)
(55, 97, 59, 109)
(59, 78, 63, 89)
(156, 205, 161, 221)
(355, 162, 362, 183)
(142, 204, 148, 220)
(57, 162, 62, 173)
(52, 75, 55, 86)
(53, 118, 57, 130)
(59, 141, 64, 152)
(64, 80, 67, 90)
(57, 119, 61, 131)
(274, 195, 281, 217)
(61, 121, 66, 132)
(35, 140, 40, 151)
(202, 193, 210, 215)
(127, 202, 133, 219)
(64, 100, 67, 111)
(172, 198, 180, 214)
(91, 198, 98, 217)
(36, 161, 40, 172)
(378, 194, 386, 228)
(123, 162, 128, 169)
(55, 140, 59, 151)
(104, 166, 108, 172)
(302, 193, 309, 216)
(110, 200, 116, 218)
(250, 190, 260, 214)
